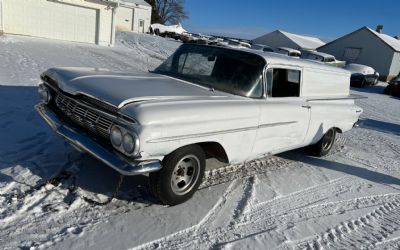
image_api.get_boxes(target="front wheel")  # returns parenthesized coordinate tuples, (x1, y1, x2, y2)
(309, 128, 336, 157)
(149, 145, 205, 205)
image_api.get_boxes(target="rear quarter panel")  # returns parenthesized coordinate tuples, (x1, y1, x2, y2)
(304, 99, 362, 145)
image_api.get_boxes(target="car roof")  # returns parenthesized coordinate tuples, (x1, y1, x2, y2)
(278, 47, 301, 53)
(184, 43, 348, 74)
(305, 50, 335, 58)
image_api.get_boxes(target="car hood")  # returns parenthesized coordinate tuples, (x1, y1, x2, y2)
(42, 67, 229, 108)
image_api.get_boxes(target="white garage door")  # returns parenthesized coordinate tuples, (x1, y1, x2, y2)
(3, 0, 98, 44)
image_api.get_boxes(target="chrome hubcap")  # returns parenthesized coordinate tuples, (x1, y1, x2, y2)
(170, 155, 200, 195)
(322, 130, 335, 151)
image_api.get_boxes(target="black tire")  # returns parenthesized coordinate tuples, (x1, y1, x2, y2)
(149, 145, 205, 205)
(384, 86, 393, 95)
(359, 78, 366, 88)
(309, 128, 336, 157)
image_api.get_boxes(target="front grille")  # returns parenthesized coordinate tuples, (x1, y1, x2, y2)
(80, 95, 119, 114)
(55, 92, 114, 139)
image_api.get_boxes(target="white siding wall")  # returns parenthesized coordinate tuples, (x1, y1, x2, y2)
(2, 0, 114, 46)
(116, 6, 133, 31)
(115, 4, 151, 33)
(319, 29, 395, 79)
(132, 6, 151, 33)
(389, 52, 400, 78)
(0, 0, 3, 32)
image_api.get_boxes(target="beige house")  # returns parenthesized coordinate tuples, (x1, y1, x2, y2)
(318, 26, 400, 80)
(115, 0, 151, 33)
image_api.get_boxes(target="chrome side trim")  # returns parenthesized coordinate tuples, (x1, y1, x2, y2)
(147, 121, 298, 143)
(35, 103, 161, 176)
(70, 75, 166, 82)
(306, 94, 367, 102)
(118, 95, 228, 109)
(258, 121, 298, 129)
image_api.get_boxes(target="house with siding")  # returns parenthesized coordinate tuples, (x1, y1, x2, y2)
(0, 0, 151, 46)
(318, 26, 400, 80)
(115, 0, 152, 33)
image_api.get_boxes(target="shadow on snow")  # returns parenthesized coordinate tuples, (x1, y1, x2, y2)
(0, 85, 156, 205)
(358, 118, 400, 136)
(282, 150, 400, 187)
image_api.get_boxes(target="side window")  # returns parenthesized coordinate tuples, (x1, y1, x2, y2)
(267, 68, 301, 97)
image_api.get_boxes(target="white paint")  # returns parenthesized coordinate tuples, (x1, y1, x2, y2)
(116, 2, 151, 33)
(0, 0, 3, 32)
(2, 0, 115, 46)
(116, 6, 133, 31)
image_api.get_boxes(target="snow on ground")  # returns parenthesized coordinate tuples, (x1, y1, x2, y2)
(0, 32, 399, 250)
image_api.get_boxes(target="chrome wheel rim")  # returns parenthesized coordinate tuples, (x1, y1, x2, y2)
(322, 130, 335, 151)
(170, 155, 200, 195)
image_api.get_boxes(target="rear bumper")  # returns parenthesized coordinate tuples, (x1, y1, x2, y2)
(35, 103, 162, 176)
(350, 74, 378, 85)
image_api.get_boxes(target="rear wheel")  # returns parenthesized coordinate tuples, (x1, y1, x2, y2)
(309, 128, 336, 157)
(149, 145, 205, 205)
(384, 86, 393, 95)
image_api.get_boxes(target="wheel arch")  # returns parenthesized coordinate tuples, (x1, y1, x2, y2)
(197, 141, 229, 163)
(164, 141, 229, 164)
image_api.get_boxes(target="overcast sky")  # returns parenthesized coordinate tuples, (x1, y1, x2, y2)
(182, 0, 400, 40)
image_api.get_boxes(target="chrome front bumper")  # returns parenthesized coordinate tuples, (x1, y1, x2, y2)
(35, 103, 162, 176)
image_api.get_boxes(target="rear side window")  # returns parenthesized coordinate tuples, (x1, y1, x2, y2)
(267, 68, 301, 97)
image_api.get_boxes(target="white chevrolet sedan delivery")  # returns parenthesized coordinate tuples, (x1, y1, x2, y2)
(36, 44, 363, 205)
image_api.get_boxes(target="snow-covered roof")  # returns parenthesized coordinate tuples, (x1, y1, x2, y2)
(366, 27, 400, 52)
(319, 26, 400, 52)
(117, 0, 151, 7)
(253, 30, 325, 50)
(279, 30, 325, 50)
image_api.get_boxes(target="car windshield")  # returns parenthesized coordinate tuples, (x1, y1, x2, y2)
(154, 44, 266, 98)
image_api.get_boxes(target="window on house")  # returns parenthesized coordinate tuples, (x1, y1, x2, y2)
(343, 47, 361, 62)
(267, 68, 301, 97)
(139, 20, 144, 27)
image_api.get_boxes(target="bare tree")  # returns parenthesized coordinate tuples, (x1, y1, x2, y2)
(154, 0, 188, 24)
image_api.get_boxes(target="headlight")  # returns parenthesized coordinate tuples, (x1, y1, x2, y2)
(38, 84, 52, 104)
(122, 133, 135, 154)
(110, 125, 139, 156)
(110, 126, 122, 147)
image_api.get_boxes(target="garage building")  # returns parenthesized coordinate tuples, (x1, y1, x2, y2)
(318, 26, 400, 80)
(115, 0, 151, 33)
(253, 30, 325, 50)
(0, 0, 118, 46)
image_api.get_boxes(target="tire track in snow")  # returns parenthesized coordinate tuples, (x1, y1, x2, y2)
(199, 135, 349, 191)
(216, 193, 400, 249)
(199, 156, 292, 189)
(133, 176, 368, 250)
(241, 176, 365, 224)
(373, 236, 400, 249)
(294, 197, 400, 250)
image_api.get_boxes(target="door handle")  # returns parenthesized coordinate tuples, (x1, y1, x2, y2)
(301, 105, 311, 109)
